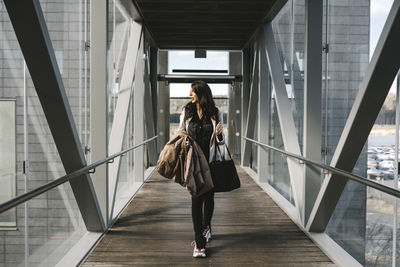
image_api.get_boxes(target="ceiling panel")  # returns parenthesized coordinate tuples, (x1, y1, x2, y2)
(132, 0, 287, 50)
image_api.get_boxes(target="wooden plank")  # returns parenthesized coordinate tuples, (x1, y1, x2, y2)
(83, 166, 335, 266)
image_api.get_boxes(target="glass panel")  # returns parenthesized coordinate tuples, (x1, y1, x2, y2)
(39, 0, 89, 155)
(168, 51, 229, 75)
(107, 1, 131, 138)
(28, 184, 86, 266)
(292, 0, 305, 151)
(271, 0, 304, 151)
(0, 3, 26, 265)
(366, 189, 394, 266)
(268, 89, 292, 203)
(0, 100, 16, 227)
(113, 96, 136, 219)
(168, 50, 229, 142)
(323, 1, 371, 263)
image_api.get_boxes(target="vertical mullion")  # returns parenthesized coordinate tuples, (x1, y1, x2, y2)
(303, 0, 323, 225)
(393, 71, 400, 267)
(23, 60, 29, 267)
(259, 40, 270, 184)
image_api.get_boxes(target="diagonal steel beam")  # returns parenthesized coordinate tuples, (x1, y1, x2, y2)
(108, 22, 142, 220)
(242, 43, 260, 166)
(133, 34, 145, 183)
(143, 46, 157, 166)
(262, 23, 304, 223)
(258, 39, 271, 184)
(307, 0, 400, 232)
(3, 0, 105, 231)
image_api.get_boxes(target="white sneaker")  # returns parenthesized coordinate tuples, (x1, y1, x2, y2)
(191, 241, 206, 258)
(203, 226, 211, 242)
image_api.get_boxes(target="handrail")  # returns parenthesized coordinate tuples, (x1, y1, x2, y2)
(0, 136, 158, 214)
(242, 136, 400, 198)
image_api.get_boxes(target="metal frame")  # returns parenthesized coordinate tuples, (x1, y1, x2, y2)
(241, 47, 251, 165)
(242, 137, 400, 199)
(108, 21, 142, 220)
(0, 136, 157, 214)
(303, 0, 323, 224)
(241, 166, 362, 267)
(307, 0, 400, 232)
(144, 43, 157, 166)
(157, 51, 169, 153)
(258, 41, 271, 184)
(262, 23, 304, 222)
(133, 34, 146, 183)
(3, 0, 105, 232)
(157, 74, 242, 84)
(242, 42, 260, 167)
(90, 0, 109, 226)
(228, 52, 242, 160)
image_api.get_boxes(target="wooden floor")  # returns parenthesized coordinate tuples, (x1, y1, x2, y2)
(83, 167, 335, 266)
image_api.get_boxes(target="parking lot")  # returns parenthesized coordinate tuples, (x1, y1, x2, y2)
(367, 145, 399, 182)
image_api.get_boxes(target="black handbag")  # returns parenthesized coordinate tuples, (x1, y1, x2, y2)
(209, 142, 240, 192)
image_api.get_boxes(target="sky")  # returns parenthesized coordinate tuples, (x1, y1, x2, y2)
(168, 0, 397, 97)
(168, 51, 229, 97)
(370, 0, 396, 92)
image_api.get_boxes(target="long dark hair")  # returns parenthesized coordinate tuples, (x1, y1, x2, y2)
(184, 81, 218, 121)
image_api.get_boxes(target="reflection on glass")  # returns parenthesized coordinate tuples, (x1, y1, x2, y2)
(28, 185, 86, 266)
(322, 0, 370, 263)
(107, 1, 131, 139)
(39, 0, 89, 154)
(1, 4, 27, 266)
(268, 90, 292, 202)
(0, 100, 16, 227)
(365, 188, 393, 266)
(113, 97, 135, 219)
(271, 0, 304, 152)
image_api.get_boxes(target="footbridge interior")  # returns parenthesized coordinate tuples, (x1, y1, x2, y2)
(0, 0, 400, 266)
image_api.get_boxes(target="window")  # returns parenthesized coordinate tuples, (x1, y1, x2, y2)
(0, 99, 17, 228)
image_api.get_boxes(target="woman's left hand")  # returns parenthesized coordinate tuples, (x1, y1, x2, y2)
(216, 122, 222, 135)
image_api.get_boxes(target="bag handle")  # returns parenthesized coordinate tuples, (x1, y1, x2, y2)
(213, 113, 233, 162)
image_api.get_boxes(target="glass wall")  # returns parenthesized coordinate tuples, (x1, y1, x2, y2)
(271, 0, 305, 152)
(1, 0, 89, 265)
(266, 0, 399, 265)
(268, 90, 292, 202)
(107, 0, 131, 137)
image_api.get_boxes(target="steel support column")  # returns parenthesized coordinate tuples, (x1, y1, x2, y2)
(134, 36, 145, 183)
(229, 52, 242, 161)
(259, 42, 271, 184)
(241, 48, 251, 165)
(263, 23, 304, 222)
(143, 44, 157, 166)
(303, 0, 323, 225)
(3, 0, 105, 231)
(90, 0, 108, 226)
(242, 44, 260, 167)
(157, 51, 169, 153)
(307, 1, 400, 232)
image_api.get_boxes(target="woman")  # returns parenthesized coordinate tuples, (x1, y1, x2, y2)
(178, 80, 224, 258)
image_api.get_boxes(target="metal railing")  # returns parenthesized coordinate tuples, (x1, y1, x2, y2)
(242, 136, 400, 198)
(0, 136, 158, 214)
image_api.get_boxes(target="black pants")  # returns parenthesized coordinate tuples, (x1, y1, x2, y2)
(192, 189, 214, 249)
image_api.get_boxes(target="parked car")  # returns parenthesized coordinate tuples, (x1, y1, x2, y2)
(379, 160, 394, 169)
(367, 167, 381, 180)
(367, 160, 378, 168)
(378, 167, 395, 180)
